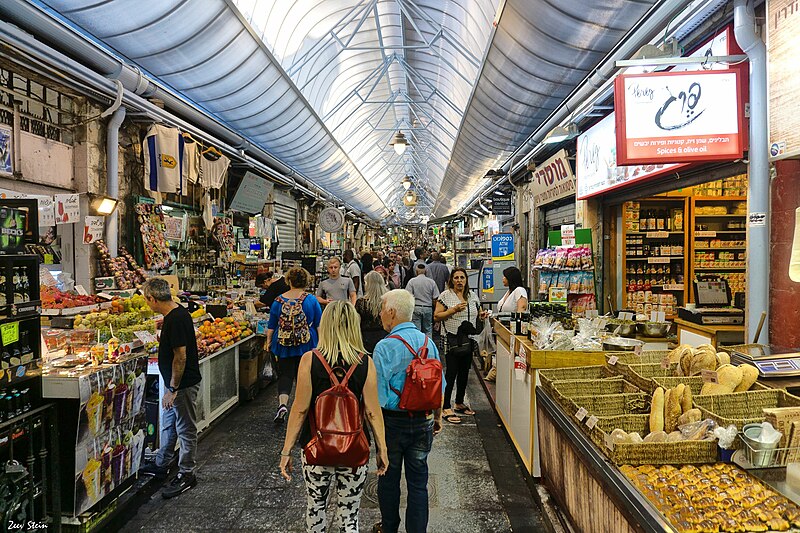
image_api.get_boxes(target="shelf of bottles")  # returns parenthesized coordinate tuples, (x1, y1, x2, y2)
(622, 198, 690, 317)
(689, 175, 748, 300)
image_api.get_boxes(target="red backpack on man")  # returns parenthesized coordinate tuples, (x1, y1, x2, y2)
(303, 350, 370, 467)
(387, 335, 443, 412)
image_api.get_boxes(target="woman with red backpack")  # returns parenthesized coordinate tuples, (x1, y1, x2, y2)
(266, 267, 323, 424)
(279, 300, 388, 533)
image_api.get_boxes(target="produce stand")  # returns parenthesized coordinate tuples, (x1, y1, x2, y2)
(146, 335, 252, 435)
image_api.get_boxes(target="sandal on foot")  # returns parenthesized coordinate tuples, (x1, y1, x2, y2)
(454, 405, 476, 416)
(442, 410, 462, 424)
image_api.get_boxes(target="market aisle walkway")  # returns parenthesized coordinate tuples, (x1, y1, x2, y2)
(117, 369, 544, 532)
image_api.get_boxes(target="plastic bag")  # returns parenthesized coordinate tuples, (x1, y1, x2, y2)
(474, 317, 495, 356)
(679, 419, 717, 441)
(713, 424, 738, 449)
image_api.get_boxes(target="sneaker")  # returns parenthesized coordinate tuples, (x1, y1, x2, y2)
(162, 472, 197, 499)
(139, 462, 168, 480)
(274, 404, 288, 424)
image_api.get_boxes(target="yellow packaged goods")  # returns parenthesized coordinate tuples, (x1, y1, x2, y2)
(650, 387, 665, 433)
(621, 463, 800, 532)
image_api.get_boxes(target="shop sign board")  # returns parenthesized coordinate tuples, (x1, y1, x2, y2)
(54, 193, 80, 224)
(491, 194, 512, 215)
(768, 0, 800, 160)
(229, 171, 273, 214)
(614, 69, 744, 165)
(491, 233, 514, 260)
(576, 113, 684, 199)
(528, 149, 576, 207)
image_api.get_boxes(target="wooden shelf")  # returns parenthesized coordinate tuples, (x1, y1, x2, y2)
(694, 247, 747, 251)
(626, 231, 684, 236)
(694, 266, 746, 271)
(693, 196, 747, 201)
(695, 214, 747, 218)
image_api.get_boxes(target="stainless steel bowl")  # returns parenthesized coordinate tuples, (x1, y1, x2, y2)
(636, 322, 671, 338)
(602, 337, 645, 352)
(605, 322, 637, 338)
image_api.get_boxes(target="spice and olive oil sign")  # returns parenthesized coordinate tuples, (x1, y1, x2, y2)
(768, 0, 800, 160)
(613, 70, 744, 165)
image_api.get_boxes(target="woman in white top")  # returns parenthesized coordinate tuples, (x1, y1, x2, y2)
(434, 267, 488, 424)
(497, 266, 528, 313)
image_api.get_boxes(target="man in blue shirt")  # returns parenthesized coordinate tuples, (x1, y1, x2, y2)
(372, 290, 443, 533)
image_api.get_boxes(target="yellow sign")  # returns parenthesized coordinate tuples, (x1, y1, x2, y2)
(161, 155, 177, 169)
(1, 322, 19, 346)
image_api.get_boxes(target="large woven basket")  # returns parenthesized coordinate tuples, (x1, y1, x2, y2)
(565, 392, 650, 425)
(550, 377, 640, 412)
(623, 362, 681, 392)
(652, 376, 770, 396)
(694, 389, 800, 433)
(589, 414, 719, 466)
(539, 365, 616, 397)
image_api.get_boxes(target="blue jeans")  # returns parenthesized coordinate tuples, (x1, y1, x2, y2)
(377, 415, 434, 533)
(156, 382, 200, 475)
(412, 307, 433, 334)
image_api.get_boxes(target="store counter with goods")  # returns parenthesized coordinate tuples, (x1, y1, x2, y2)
(490, 317, 611, 477)
(535, 343, 800, 533)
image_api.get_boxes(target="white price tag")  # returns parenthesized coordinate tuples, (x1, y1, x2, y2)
(134, 331, 158, 344)
(648, 257, 671, 264)
(604, 433, 615, 451)
(575, 407, 588, 421)
(663, 284, 684, 291)
(585, 415, 599, 430)
(75, 285, 88, 296)
(509, 335, 516, 355)
(701, 369, 719, 384)
(661, 357, 670, 369)
(608, 355, 619, 366)
(696, 231, 717, 237)
(619, 312, 634, 322)
(634, 344, 643, 356)
(585, 310, 599, 319)
(646, 231, 670, 239)
(519, 344, 527, 360)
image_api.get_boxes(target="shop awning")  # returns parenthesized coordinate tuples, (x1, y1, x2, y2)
(34, 0, 661, 221)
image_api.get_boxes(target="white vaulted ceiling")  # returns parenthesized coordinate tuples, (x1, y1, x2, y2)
(30, 0, 663, 222)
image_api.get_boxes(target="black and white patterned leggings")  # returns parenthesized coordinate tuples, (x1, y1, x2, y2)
(301, 455, 368, 533)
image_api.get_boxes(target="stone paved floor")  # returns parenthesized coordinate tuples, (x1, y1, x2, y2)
(117, 369, 543, 532)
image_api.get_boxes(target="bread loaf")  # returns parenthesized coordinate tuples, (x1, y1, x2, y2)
(665, 387, 682, 433)
(643, 430, 668, 443)
(716, 351, 731, 367)
(717, 364, 743, 391)
(678, 408, 702, 426)
(650, 387, 665, 433)
(735, 364, 759, 392)
(689, 349, 718, 376)
(680, 384, 693, 413)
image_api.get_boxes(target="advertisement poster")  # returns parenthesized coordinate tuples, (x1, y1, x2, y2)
(0, 128, 11, 174)
(768, 0, 800, 160)
(482, 267, 494, 294)
(614, 70, 744, 165)
(528, 149, 576, 207)
(83, 216, 105, 244)
(74, 355, 147, 515)
(55, 193, 80, 224)
(38, 196, 56, 227)
(576, 113, 684, 199)
(491, 233, 514, 261)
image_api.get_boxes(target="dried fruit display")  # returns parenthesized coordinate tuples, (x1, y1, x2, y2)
(41, 285, 98, 309)
(95, 240, 147, 289)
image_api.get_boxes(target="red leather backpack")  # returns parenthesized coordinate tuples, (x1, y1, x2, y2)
(387, 335, 443, 412)
(303, 350, 370, 467)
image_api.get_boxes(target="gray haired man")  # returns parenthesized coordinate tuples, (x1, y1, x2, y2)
(139, 278, 202, 498)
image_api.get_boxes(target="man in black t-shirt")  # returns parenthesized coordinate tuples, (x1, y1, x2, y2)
(255, 272, 289, 311)
(139, 278, 201, 499)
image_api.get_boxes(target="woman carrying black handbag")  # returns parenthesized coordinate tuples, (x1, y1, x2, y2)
(434, 267, 489, 425)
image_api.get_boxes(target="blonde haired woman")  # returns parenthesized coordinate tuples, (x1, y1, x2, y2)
(280, 301, 388, 533)
(356, 271, 388, 353)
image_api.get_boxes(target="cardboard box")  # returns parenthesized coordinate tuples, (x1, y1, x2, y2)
(763, 407, 800, 448)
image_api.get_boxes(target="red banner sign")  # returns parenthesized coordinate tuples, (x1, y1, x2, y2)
(614, 69, 745, 166)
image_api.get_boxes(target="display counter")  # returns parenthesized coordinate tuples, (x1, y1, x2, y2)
(674, 317, 744, 349)
(147, 335, 253, 434)
(42, 352, 148, 517)
(491, 319, 609, 476)
(536, 377, 800, 533)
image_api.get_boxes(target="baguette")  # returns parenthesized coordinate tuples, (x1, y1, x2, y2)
(665, 387, 682, 433)
(650, 387, 665, 434)
(680, 384, 693, 413)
